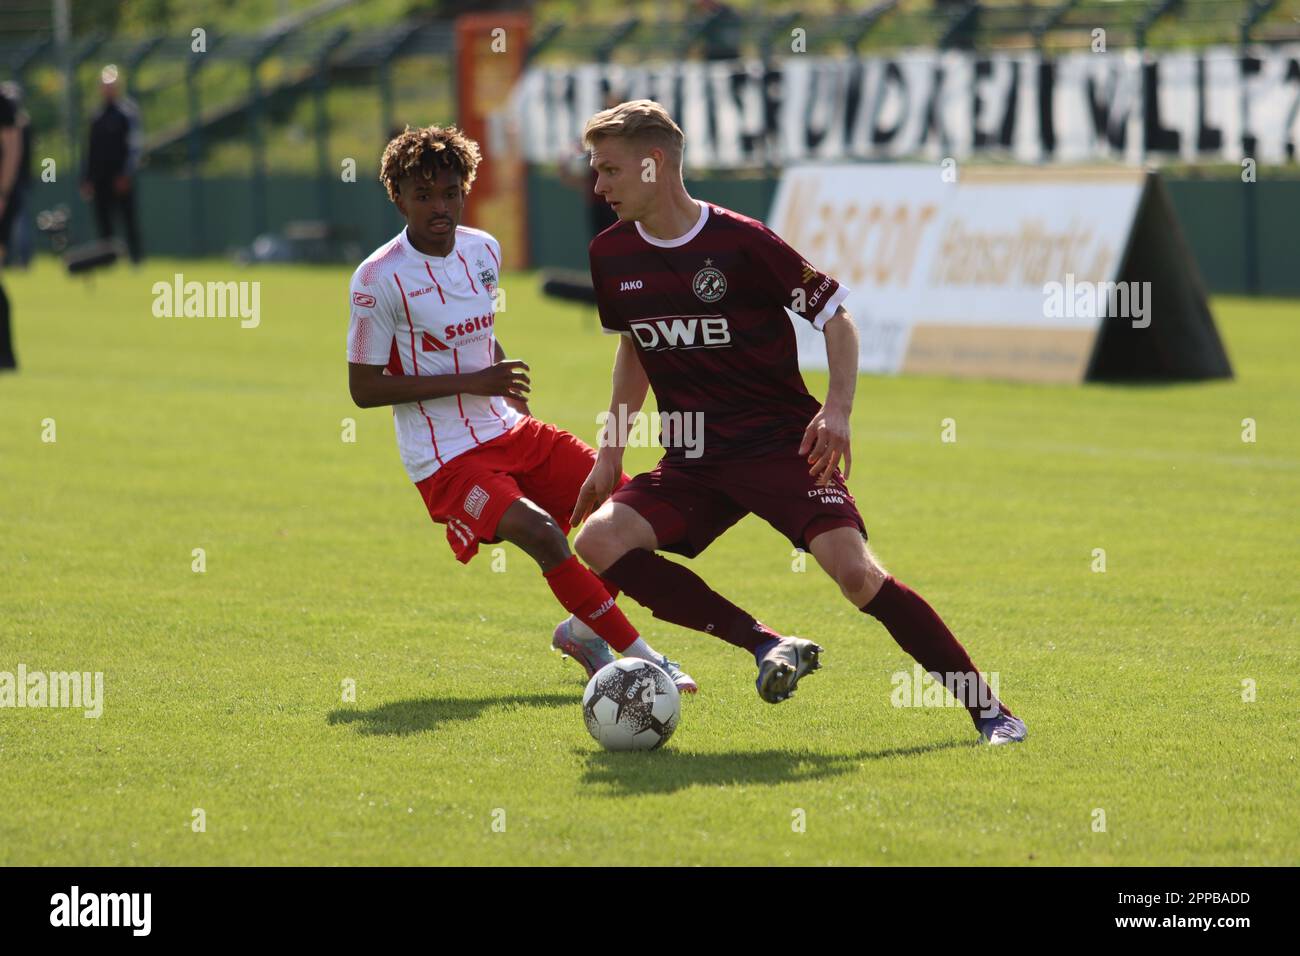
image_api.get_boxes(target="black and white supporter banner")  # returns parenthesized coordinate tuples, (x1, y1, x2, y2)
(508, 46, 1300, 168)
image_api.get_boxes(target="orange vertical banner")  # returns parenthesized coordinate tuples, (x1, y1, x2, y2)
(456, 12, 531, 269)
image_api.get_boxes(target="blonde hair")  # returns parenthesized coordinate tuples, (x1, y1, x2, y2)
(582, 99, 684, 169)
(380, 125, 481, 203)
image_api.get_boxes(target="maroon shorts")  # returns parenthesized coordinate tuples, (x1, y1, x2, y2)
(610, 448, 867, 558)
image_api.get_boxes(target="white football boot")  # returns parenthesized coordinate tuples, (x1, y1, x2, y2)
(976, 712, 1028, 745)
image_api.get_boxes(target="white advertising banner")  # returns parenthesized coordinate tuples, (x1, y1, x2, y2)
(767, 164, 1147, 381)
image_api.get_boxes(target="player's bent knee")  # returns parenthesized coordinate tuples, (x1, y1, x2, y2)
(573, 521, 616, 572)
(576, 502, 658, 573)
(531, 520, 571, 567)
(498, 503, 570, 567)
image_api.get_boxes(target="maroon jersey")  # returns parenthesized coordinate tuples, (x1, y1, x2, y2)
(589, 200, 850, 464)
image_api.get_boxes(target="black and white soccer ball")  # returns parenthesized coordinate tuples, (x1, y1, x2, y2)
(582, 658, 680, 751)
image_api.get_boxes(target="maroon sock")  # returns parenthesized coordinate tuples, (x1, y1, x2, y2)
(599, 549, 778, 652)
(862, 576, 1013, 725)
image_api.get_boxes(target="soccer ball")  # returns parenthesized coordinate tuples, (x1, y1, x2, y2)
(582, 658, 680, 751)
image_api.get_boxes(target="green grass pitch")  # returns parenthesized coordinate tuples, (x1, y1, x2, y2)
(1, 258, 1296, 866)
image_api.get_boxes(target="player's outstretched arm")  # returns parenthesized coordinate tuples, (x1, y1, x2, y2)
(347, 359, 530, 409)
(800, 306, 858, 485)
(570, 335, 649, 526)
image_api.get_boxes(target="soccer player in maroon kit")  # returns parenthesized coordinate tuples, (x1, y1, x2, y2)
(570, 101, 1026, 744)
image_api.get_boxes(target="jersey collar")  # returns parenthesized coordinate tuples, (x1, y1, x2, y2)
(635, 199, 708, 248)
(400, 225, 458, 263)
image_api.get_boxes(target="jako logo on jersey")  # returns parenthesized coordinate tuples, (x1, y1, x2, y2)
(444, 313, 494, 341)
(692, 265, 727, 303)
(619, 280, 643, 291)
(352, 292, 376, 308)
(628, 316, 731, 350)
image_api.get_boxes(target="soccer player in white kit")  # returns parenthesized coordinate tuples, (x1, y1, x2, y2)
(344, 125, 695, 691)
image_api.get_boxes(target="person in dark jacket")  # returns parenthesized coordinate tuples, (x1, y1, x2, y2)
(80, 64, 143, 264)
(0, 81, 27, 371)
(0, 82, 32, 270)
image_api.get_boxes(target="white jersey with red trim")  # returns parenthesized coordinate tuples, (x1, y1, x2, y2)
(347, 225, 520, 483)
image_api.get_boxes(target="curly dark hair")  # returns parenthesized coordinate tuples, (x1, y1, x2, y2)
(379, 125, 481, 203)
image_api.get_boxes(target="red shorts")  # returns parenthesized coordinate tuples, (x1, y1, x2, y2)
(610, 446, 867, 559)
(415, 416, 627, 563)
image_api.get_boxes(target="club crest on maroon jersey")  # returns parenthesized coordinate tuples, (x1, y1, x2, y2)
(692, 259, 727, 303)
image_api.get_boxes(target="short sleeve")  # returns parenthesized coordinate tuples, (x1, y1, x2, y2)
(747, 222, 850, 331)
(588, 243, 629, 336)
(347, 267, 398, 365)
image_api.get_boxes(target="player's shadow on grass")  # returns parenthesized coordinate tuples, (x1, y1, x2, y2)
(581, 740, 970, 794)
(328, 693, 572, 736)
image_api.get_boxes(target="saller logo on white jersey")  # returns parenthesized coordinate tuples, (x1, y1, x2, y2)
(629, 316, 731, 351)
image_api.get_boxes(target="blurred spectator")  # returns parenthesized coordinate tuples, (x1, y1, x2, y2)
(0, 82, 32, 269)
(80, 64, 143, 264)
(556, 90, 621, 240)
(0, 81, 26, 371)
(692, 0, 742, 61)
(557, 143, 619, 240)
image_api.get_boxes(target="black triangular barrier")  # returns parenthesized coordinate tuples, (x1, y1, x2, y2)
(1086, 171, 1233, 381)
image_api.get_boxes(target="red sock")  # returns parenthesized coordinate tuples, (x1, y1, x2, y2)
(862, 576, 1013, 724)
(600, 549, 779, 652)
(543, 556, 639, 652)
